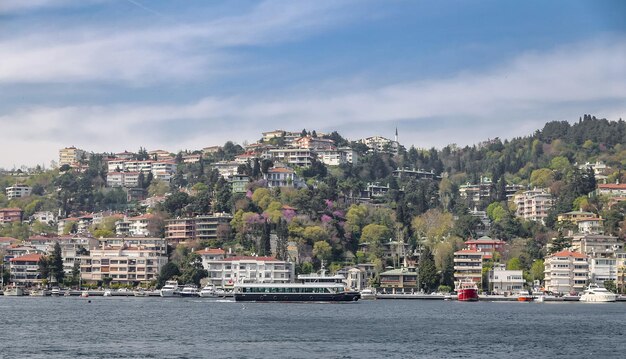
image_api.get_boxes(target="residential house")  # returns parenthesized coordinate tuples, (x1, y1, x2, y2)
(359, 135, 399, 154)
(228, 174, 250, 194)
(0, 208, 23, 224)
(488, 264, 524, 295)
(5, 184, 31, 199)
(379, 267, 418, 293)
(165, 213, 233, 244)
(464, 236, 505, 260)
(31, 211, 57, 225)
(264, 148, 316, 167)
(263, 167, 303, 188)
(596, 183, 626, 207)
(115, 214, 159, 237)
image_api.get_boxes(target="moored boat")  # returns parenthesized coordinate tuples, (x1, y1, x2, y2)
(360, 288, 377, 300)
(517, 290, 534, 302)
(3, 286, 25, 296)
(198, 284, 217, 298)
(180, 284, 199, 297)
(456, 279, 479, 302)
(234, 282, 360, 302)
(579, 284, 617, 303)
(160, 280, 180, 297)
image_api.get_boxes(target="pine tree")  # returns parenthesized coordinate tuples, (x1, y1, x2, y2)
(418, 246, 438, 292)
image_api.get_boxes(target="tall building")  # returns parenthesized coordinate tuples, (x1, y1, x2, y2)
(543, 251, 589, 294)
(59, 146, 86, 166)
(165, 213, 233, 244)
(513, 188, 553, 224)
(5, 184, 32, 200)
(453, 249, 483, 287)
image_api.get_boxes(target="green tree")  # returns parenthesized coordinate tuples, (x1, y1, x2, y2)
(50, 242, 64, 284)
(506, 257, 523, 270)
(157, 262, 181, 288)
(530, 259, 544, 283)
(418, 246, 438, 292)
(313, 241, 332, 263)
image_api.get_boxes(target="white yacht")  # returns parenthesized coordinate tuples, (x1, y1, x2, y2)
(360, 288, 377, 300)
(160, 280, 180, 297)
(180, 284, 199, 297)
(579, 284, 617, 303)
(103, 289, 112, 297)
(198, 284, 217, 298)
(3, 286, 24, 296)
(50, 287, 61, 296)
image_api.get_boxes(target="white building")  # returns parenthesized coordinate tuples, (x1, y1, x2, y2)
(488, 264, 524, 295)
(201, 255, 294, 287)
(115, 214, 158, 237)
(263, 167, 303, 188)
(589, 257, 617, 285)
(316, 147, 359, 166)
(5, 184, 31, 199)
(59, 146, 86, 166)
(453, 249, 483, 287)
(359, 135, 399, 153)
(31, 211, 57, 224)
(544, 250, 589, 294)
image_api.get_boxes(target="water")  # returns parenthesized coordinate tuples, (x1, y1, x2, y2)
(1, 297, 625, 358)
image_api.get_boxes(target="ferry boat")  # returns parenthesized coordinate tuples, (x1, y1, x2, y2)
(160, 280, 180, 297)
(579, 284, 617, 303)
(233, 282, 360, 302)
(456, 279, 479, 302)
(517, 290, 534, 302)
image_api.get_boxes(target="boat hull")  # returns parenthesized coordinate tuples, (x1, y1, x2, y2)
(579, 294, 617, 303)
(457, 288, 478, 302)
(517, 296, 534, 302)
(235, 292, 361, 302)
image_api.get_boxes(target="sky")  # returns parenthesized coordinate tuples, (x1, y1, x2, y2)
(1, 0, 625, 169)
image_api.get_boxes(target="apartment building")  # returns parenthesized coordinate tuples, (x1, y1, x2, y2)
(201, 255, 294, 287)
(513, 188, 553, 224)
(488, 264, 524, 295)
(165, 213, 233, 244)
(9, 254, 44, 286)
(115, 214, 159, 237)
(453, 249, 483, 287)
(0, 208, 23, 224)
(59, 146, 86, 167)
(544, 251, 589, 294)
(80, 246, 167, 285)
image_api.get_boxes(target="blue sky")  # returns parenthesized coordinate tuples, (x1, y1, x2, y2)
(0, 0, 625, 168)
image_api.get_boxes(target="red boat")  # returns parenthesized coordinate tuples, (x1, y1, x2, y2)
(517, 290, 534, 302)
(456, 279, 479, 301)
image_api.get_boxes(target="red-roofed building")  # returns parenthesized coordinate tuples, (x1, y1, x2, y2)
(544, 251, 589, 294)
(0, 207, 23, 224)
(0, 236, 20, 248)
(453, 249, 483, 288)
(200, 253, 294, 288)
(9, 254, 43, 286)
(464, 236, 505, 260)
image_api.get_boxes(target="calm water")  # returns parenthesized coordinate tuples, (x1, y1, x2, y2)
(1, 297, 625, 358)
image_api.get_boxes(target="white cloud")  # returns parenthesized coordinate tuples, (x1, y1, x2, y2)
(0, 1, 355, 84)
(1, 38, 625, 168)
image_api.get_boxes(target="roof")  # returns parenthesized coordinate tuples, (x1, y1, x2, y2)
(0, 236, 19, 243)
(550, 250, 587, 259)
(196, 248, 225, 255)
(269, 167, 294, 173)
(222, 256, 279, 262)
(454, 249, 482, 255)
(128, 213, 155, 221)
(0, 207, 23, 212)
(10, 254, 43, 262)
(598, 184, 626, 190)
(380, 268, 417, 276)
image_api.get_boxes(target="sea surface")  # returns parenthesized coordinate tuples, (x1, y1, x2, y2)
(0, 297, 624, 358)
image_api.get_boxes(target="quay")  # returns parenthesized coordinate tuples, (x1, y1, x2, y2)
(376, 293, 626, 302)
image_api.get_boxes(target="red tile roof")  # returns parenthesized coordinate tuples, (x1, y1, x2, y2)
(10, 254, 43, 262)
(0, 236, 19, 243)
(269, 167, 293, 173)
(551, 250, 587, 258)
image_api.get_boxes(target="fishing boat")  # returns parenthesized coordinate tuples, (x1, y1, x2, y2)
(456, 279, 479, 302)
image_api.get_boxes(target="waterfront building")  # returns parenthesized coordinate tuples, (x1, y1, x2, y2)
(488, 264, 524, 295)
(379, 267, 418, 292)
(513, 188, 553, 224)
(453, 249, 483, 287)
(589, 257, 617, 285)
(79, 237, 167, 284)
(201, 255, 294, 287)
(5, 184, 31, 199)
(543, 251, 589, 294)
(9, 254, 43, 286)
(617, 252, 626, 294)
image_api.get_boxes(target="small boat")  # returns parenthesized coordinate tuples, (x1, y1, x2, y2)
(133, 289, 149, 297)
(360, 288, 377, 300)
(160, 280, 180, 297)
(180, 284, 199, 297)
(103, 289, 112, 297)
(3, 286, 25, 296)
(81, 290, 90, 298)
(579, 284, 617, 303)
(29, 289, 49, 296)
(456, 279, 479, 302)
(517, 290, 534, 302)
(50, 287, 61, 296)
(198, 284, 217, 298)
